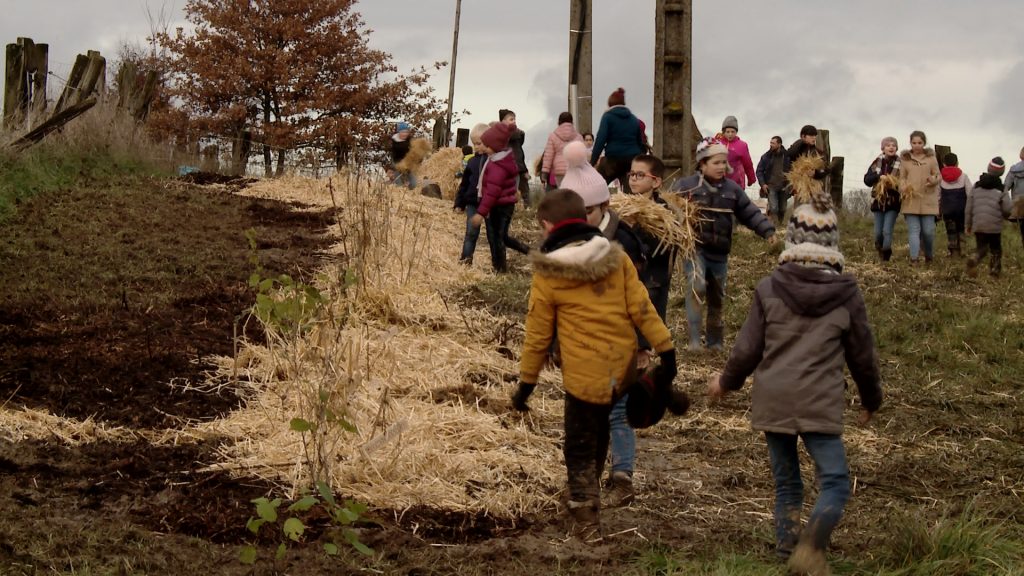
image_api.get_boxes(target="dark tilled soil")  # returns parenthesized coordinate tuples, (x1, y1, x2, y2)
(0, 179, 333, 428)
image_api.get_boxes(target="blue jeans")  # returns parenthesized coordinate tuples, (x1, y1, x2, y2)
(684, 253, 729, 349)
(904, 214, 936, 261)
(393, 171, 417, 189)
(608, 394, 634, 474)
(459, 205, 482, 262)
(765, 432, 850, 557)
(873, 210, 898, 251)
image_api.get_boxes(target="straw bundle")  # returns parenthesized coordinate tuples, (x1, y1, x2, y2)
(872, 174, 901, 209)
(395, 138, 431, 174)
(899, 182, 920, 203)
(609, 193, 698, 259)
(189, 172, 568, 518)
(419, 147, 465, 201)
(1012, 196, 1024, 220)
(786, 155, 828, 209)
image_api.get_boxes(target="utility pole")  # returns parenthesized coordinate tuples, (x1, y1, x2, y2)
(654, 0, 696, 181)
(568, 0, 592, 135)
(444, 0, 462, 146)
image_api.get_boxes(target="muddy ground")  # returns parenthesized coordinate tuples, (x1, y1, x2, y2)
(1, 175, 1022, 575)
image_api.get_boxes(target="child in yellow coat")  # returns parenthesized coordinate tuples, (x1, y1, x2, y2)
(512, 189, 677, 541)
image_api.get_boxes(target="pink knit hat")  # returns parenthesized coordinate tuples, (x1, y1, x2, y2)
(560, 141, 609, 207)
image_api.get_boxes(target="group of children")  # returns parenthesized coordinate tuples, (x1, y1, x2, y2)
(446, 118, 881, 575)
(864, 133, 1023, 277)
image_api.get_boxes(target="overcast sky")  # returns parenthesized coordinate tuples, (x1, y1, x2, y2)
(4, 1, 1023, 190)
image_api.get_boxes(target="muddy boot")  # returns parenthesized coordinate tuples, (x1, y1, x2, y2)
(787, 541, 831, 576)
(605, 471, 635, 508)
(566, 500, 602, 542)
(990, 254, 1002, 278)
(965, 258, 978, 278)
(881, 248, 892, 262)
(946, 231, 958, 256)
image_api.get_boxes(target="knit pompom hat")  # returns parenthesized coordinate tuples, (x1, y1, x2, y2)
(989, 156, 1006, 177)
(560, 141, 609, 207)
(481, 121, 513, 152)
(695, 136, 728, 166)
(779, 203, 844, 272)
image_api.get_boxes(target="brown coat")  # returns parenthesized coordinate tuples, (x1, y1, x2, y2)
(720, 264, 883, 435)
(898, 148, 940, 215)
(520, 235, 673, 405)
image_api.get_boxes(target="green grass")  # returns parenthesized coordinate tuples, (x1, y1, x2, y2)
(0, 147, 166, 222)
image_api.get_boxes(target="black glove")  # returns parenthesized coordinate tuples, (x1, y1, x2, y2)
(656, 349, 677, 390)
(511, 382, 536, 412)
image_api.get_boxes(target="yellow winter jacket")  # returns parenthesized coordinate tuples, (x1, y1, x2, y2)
(519, 235, 674, 405)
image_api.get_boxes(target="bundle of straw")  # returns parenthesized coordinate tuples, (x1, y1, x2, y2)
(395, 138, 431, 174)
(899, 182, 920, 203)
(872, 174, 901, 209)
(610, 194, 698, 260)
(420, 147, 466, 201)
(786, 155, 828, 208)
(1012, 197, 1024, 220)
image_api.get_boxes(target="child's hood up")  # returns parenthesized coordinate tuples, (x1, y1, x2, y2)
(770, 264, 859, 318)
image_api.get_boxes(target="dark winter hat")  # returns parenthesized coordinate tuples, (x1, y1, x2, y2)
(800, 124, 818, 137)
(498, 109, 515, 122)
(988, 156, 1006, 177)
(608, 87, 626, 107)
(722, 115, 739, 131)
(481, 121, 513, 152)
(626, 367, 667, 429)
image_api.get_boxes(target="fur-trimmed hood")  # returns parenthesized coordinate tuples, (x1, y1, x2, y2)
(529, 236, 624, 282)
(900, 147, 935, 161)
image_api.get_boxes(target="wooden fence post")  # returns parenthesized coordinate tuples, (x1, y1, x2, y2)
(935, 145, 952, 168)
(3, 42, 25, 130)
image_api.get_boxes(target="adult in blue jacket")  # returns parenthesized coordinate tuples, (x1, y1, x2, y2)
(590, 87, 645, 193)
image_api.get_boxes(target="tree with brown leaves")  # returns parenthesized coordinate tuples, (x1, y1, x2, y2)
(159, 0, 444, 176)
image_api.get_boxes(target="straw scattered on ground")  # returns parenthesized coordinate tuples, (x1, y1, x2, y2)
(192, 173, 567, 517)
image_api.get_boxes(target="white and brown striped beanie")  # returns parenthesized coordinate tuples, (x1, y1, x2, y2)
(779, 202, 844, 272)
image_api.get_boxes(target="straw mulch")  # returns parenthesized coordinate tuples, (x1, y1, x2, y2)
(190, 173, 566, 518)
(419, 147, 465, 201)
(610, 193, 698, 261)
(395, 138, 431, 174)
(0, 407, 134, 445)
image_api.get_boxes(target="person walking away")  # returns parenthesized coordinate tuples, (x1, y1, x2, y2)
(720, 116, 757, 189)
(590, 88, 645, 194)
(499, 109, 531, 206)
(511, 189, 678, 541)
(897, 130, 941, 264)
(541, 112, 583, 190)
(1004, 146, 1024, 250)
(707, 183, 883, 575)
(863, 137, 902, 262)
(390, 121, 416, 188)
(966, 157, 1012, 278)
(757, 136, 792, 225)
(670, 138, 776, 351)
(454, 123, 490, 265)
(470, 122, 531, 272)
(938, 153, 972, 257)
